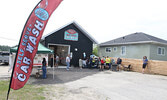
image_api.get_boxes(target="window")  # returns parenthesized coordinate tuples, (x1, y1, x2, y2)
(105, 47, 112, 53)
(121, 46, 126, 55)
(157, 47, 165, 55)
(113, 47, 117, 52)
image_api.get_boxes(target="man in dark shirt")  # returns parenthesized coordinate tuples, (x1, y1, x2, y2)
(117, 57, 122, 71)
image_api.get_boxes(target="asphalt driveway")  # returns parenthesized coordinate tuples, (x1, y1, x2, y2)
(1, 66, 167, 100)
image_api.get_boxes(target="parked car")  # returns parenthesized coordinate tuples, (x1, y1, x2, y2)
(0, 51, 9, 65)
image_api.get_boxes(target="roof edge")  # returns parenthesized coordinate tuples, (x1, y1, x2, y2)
(42, 21, 74, 40)
(73, 21, 98, 44)
(99, 41, 167, 46)
(42, 21, 98, 44)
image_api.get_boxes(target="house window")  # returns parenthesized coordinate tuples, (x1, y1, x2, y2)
(105, 47, 112, 53)
(157, 47, 165, 55)
(121, 46, 126, 55)
(113, 47, 117, 52)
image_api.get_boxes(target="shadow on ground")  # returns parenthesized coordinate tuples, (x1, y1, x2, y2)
(28, 68, 101, 85)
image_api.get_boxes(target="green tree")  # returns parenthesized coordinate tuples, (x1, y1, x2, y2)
(0, 45, 11, 51)
(93, 46, 98, 56)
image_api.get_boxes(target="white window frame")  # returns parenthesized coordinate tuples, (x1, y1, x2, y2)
(105, 47, 112, 53)
(121, 46, 126, 55)
(113, 47, 117, 52)
(157, 47, 165, 56)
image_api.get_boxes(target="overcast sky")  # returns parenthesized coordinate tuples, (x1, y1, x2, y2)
(1, 0, 167, 46)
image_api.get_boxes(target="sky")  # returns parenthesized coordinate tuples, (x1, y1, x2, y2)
(1, 0, 167, 46)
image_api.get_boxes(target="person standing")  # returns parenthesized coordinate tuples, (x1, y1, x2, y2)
(100, 57, 105, 71)
(42, 58, 47, 79)
(142, 56, 148, 74)
(92, 56, 96, 68)
(50, 55, 53, 68)
(86, 57, 90, 68)
(66, 54, 70, 70)
(98, 57, 101, 71)
(55, 54, 59, 67)
(117, 57, 122, 71)
(89, 56, 93, 68)
(79, 58, 83, 69)
(105, 56, 111, 69)
(82, 53, 87, 68)
(98, 57, 103, 71)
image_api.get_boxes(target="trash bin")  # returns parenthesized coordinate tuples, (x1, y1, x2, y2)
(112, 64, 118, 71)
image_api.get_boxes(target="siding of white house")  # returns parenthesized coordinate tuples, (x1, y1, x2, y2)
(99, 43, 167, 61)
(150, 44, 167, 61)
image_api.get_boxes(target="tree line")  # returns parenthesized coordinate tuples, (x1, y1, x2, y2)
(0, 45, 11, 51)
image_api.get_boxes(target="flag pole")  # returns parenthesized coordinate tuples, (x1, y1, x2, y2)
(6, 1, 42, 100)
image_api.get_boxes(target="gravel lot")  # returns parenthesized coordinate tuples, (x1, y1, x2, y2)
(1, 65, 167, 100)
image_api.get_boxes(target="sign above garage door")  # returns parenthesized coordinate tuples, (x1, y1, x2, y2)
(64, 29, 78, 41)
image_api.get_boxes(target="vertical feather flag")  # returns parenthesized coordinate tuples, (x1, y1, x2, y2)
(7, 0, 62, 99)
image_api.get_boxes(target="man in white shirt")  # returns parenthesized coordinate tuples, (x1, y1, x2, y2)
(66, 54, 70, 70)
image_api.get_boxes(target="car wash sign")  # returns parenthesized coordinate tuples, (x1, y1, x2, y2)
(64, 29, 78, 41)
(10, 0, 62, 90)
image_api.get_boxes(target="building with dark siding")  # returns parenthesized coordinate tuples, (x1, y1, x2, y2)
(41, 21, 97, 67)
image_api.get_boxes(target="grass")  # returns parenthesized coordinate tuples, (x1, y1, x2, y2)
(0, 80, 46, 100)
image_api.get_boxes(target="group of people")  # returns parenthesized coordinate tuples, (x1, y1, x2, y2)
(98, 56, 122, 71)
(78, 55, 123, 71)
(50, 55, 60, 68)
(41, 54, 71, 78)
(41, 54, 148, 78)
(78, 55, 149, 73)
(41, 54, 60, 79)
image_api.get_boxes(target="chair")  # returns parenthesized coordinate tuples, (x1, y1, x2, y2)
(123, 64, 132, 71)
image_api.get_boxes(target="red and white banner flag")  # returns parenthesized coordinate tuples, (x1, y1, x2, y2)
(10, 0, 62, 90)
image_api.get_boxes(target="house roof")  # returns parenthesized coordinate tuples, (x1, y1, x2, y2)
(100, 32, 167, 46)
(42, 21, 98, 44)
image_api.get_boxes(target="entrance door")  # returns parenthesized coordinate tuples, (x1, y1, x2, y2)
(48, 44, 70, 66)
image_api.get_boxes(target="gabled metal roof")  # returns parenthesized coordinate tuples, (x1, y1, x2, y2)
(42, 21, 98, 44)
(100, 32, 167, 46)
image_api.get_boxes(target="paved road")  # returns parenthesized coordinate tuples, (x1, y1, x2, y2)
(64, 70, 167, 100)
(1, 66, 167, 100)
(0, 65, 11, 80)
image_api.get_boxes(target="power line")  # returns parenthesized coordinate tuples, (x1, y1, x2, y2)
(0, 36, 18, 42)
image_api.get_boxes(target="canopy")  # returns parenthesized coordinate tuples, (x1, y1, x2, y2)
(10, 43, 53, 54)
